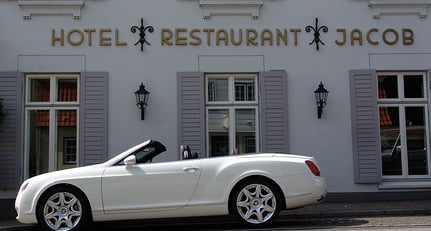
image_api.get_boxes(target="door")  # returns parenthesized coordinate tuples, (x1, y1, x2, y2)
(101, 159, 201, 213)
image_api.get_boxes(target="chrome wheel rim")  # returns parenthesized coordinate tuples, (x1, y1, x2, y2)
(43, 192, 82, 231)
(236, 183, 276, 224)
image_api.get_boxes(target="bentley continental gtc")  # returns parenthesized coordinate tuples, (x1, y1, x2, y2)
(15, 139, 326, 231)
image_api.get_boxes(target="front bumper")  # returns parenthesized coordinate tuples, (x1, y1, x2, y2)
(15, 182, 38, 224)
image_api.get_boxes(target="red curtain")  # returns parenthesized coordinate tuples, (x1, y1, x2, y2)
(378, 86, 392, 126)
(35, 81, 77, 126)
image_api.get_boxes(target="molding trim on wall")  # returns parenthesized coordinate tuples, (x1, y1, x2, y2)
(368, 0, 431, 18)
(199, 0, 263, 19)
(17, 0, 85, 20)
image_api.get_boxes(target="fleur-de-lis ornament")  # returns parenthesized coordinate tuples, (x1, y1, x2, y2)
(305, 18, 328, 51)
(131, 17, 154, 52)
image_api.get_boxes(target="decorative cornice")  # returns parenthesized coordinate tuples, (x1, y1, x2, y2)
(18, 0, 85, 20)
(368, 0, 431, 18)
(199, 0, 263, 19)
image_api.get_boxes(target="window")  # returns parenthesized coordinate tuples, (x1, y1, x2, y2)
(63, 137, 77, 164)
(378, 72, 430, 177)
(25, 74, 79, 177)
(206, 74, 259, 156)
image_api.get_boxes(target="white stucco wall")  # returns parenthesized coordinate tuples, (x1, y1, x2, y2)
(1, 0, 430, 193)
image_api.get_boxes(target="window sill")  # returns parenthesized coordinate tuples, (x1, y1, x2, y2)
(368, 0, 431, 18)
(379, 181, 431, 190)
(18, 0, 85, 20)
(199, 0, 263, 19)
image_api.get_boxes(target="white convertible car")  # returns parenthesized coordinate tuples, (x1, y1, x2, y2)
(15, 139, 326, 231)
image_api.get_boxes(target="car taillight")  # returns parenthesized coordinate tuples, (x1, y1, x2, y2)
(305, 160, 321, 176)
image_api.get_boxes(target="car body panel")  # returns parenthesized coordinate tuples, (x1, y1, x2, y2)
(101, 159, 201, 213)
(15, 165, 106, 224)
(15, 139, 326, 225)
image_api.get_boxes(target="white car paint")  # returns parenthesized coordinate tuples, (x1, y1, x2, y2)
(15, 139, 326, 229)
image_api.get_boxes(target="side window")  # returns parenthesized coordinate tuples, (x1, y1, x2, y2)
(132, 141, 167, 164)
(135, 147, 156, 164)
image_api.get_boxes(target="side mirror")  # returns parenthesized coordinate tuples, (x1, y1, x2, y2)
(124, 155, 137, 166)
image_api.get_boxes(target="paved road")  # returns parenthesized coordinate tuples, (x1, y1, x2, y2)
(1, 215, 431, 230)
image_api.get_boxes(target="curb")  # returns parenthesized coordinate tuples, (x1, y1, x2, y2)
(2, 201, 431, 229)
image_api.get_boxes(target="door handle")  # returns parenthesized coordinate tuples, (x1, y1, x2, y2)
(183, 167, 200, 172)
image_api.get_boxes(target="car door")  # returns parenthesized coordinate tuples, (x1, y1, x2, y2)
(101, 158, 201, 214)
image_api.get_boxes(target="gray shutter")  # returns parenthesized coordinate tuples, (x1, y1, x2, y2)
(79, 72, 108, 166)
(0, 72, 23, 189)
(177, 72, 205, 157)
(349, 69, 382, 183)
(259, 70, 289, 153)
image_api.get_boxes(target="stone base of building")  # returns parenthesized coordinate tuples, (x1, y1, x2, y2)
(326, 191, 431, 203)
(0, 199, 15, 220)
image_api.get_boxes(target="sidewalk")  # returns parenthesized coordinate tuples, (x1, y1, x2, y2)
(282, 199, 431, 218)
(2, 200, 431, 228)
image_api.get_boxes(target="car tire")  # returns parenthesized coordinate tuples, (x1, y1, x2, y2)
(36, 186, 91, 231)
(230, 179, 282, 227)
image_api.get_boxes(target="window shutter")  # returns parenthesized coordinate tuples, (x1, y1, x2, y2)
(259, 70, 289, 153)
(349, 69, 382, 183)
(0, 72, 23, 189)
(79, 72, 108, 166)
(177, 72, 205, 158)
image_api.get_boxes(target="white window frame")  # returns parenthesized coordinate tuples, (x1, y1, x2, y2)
(377, 72, 427, 103)
(206, 73, 258, 105)
(377, 71, 431, 179)
(206, 106, 260, 156)
(26, 74, 80, 106)
(205, 73, 259, 156)
(24, 74, 79, 178)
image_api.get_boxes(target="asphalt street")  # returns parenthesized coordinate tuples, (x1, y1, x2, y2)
(2, 200, 431, 230)
(1, 215, 431, 230)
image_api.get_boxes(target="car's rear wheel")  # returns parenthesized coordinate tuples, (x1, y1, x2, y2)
(230, 179, 282, 227)
(37, 186, 91, 231)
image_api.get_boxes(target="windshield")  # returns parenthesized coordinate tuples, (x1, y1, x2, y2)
(116, 140, 167, 165)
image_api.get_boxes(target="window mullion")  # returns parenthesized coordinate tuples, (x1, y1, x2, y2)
(398, 73, 404, 99)
(399, 106, 409, 177)
(50, 77, 56, 103)
(254, 107, 260, 152)
(49, 109, 56, 171)
(229, 76, 234, 103)
(229, 108, 236, 155)
(424, 104, 431, 176)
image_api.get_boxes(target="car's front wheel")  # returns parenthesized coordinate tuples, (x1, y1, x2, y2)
(230, 179, 282, 227)
(36, 186, 91, 231)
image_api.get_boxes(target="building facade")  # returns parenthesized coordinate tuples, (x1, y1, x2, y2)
(1, 0, 431, 207)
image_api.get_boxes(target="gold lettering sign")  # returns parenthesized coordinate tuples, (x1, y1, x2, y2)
(51, 28, 127, 47)
(335, 28, 414, 46)
(160, 28, 303, 47)
(51, 27, 415, 48)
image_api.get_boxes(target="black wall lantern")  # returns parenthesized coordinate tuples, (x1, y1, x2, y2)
(314, 82, 329, 119)
(134, 83, 150, 120)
